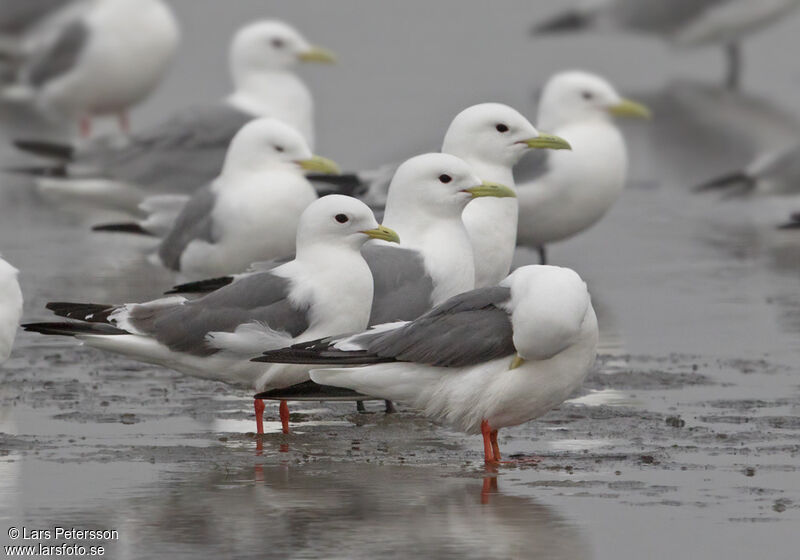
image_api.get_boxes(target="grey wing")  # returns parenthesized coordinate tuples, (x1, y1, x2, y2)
(258, 286, 515, 368)
(89, 104, 254, 194)
(127, 272, 310, 356)
(27, 18, 87, 86)
(749, 145, 800, 194)
(363, 243, 435, 325)
(157, 185, 217, 271)
(514, 149, 551, 185)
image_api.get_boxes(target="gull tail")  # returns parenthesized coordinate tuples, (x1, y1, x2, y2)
(531, 10, 594, 35)
(14, 139, 74, 160)
(46, 301, 116, 323)
(165, 276, 234, 295)
(92, 223, 155, 236)
(692, 171, 756, 196)
(254, 380, 370, 401)
(308, 173, 367, 197)
(22, 321, 128, 337)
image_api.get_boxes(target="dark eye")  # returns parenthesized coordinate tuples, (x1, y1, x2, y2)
(271, 38, 285, 49)
(582, 91, 594, 100)
(438, 174, 452, 183)
(335, 214, 349, 224)
(274, 145, 284, 153)
(495, 124, 509, 133)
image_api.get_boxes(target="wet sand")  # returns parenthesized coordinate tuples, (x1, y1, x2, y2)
(1, 2, 800, 559)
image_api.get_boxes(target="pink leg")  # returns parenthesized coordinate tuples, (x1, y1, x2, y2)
(490, 430, 501, 462)
(280, 400, 290, 435)
(254, 398, 265, 435)
(79, 116, 92, 138)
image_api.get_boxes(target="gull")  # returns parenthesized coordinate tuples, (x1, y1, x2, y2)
(4, 0, 180, 136)
(253, 265, 599, 464)
(23, 195, 399, 435)
(346, 103, 571, 288)
(95, 118, 340, 280)
(10, 19, 335, 211)
(0, 255, 23, 363)
(693, 143, 800, 228)
(514, 71, 651, 264)
(166, 153, 515, 414)
(532, 0, 800, 89)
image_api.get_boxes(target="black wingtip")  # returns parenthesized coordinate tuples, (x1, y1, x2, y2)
(692, 171, 755, 194)
(92, 223, 154, 236)
(254, 380, 370, 401)
(3, 164, 66, 177)
(778, 213, 800, 230)
(46, 302, 115, 322)
(164, 276, 234, 295)
(531, 11, 592, 35)
(13, 139, 74, 160)
(308, 173, 367, 197)
(252, 347, 394, 366)
(22, 321, 127, 337)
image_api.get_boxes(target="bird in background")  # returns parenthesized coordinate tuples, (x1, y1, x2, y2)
(23, 195, 398, 436)
(532, 0, 800, 90)
(693, 143, 800, 229)
(514, 70, 651, 264)
(0, 254, 23, 364)
(3, 0, 180, 137)
(93, 118, 341, 280)
(9, 19, 336, 211)
(254, 265, 598, 464)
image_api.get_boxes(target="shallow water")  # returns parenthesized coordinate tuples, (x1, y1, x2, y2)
(1, 1, 800, 559)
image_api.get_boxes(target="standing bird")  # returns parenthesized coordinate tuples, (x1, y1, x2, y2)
(96, 118, 340, 279)
(11, 19, 335, 209)
(165, 154, 516, 415)
(5, 0, 180, 136)
(514, 71, 650, 264)
(254, 265, 598, 464)
(23, 196, 398, 435)
(0, 255, 23, 363)
(532, 0, 800, 89)
(693, 143, 800, 228)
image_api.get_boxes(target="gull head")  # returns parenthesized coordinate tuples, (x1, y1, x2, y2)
(385, 153, 515, 223)
(537, 71, 651, 131)
(501, 265, 593, 362)
(230, 20, 336, 77)
(442, 103, 571, 170)
(222, 118, 339, 176)
(296, 195, 399, 254)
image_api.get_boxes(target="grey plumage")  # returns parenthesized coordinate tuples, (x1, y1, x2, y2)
(38, 272, 311, 357)
(0, 0, 70, 35)
(255, 287, 515, 368)
(362, 243, 435, 325)
(157, 185, 217, 271)
(27, 18, 87, 86)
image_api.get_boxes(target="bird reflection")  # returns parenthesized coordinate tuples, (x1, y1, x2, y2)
(97, 462, 591, 560)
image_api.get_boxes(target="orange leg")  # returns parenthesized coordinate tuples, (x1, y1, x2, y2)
(490, 430, 501, 462)
(118, 111, 130, 134)
(481, 420, 497, 464)
(79, 116, 92, 138)
(279, 400, 290, 434)
(254, 398, 265, 435)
